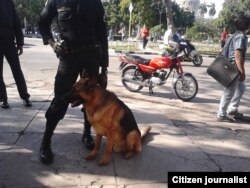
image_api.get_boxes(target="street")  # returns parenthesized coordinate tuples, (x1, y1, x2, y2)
(0, 38, 250, 188)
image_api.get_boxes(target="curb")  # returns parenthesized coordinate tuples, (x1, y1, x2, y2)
(202, 54, 217, 58)
(114, 50, 160, 55)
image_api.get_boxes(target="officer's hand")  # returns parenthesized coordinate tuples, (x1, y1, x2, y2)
(98, 68, 108, 89)
(48, 39, 62, 56)
(51, 41, 62, 54)
(50, 41, 69, 58)
(17, 46, 23, 55)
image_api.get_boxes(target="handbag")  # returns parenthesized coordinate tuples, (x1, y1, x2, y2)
(206, 33, 239, 87)
(206, 56, 239, 87)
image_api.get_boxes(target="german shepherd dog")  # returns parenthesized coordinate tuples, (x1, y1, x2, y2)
(64, 77, 151, 166)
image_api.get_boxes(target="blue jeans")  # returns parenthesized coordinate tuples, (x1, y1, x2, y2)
(217, 77, 246, 117)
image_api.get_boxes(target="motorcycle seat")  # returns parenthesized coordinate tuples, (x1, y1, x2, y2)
(126, 55, 151, 65)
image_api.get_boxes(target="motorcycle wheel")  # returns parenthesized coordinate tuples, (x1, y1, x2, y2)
(173, 74, 198, 101)
(122, 66, 144, 92)
(192, 54, 203, 66)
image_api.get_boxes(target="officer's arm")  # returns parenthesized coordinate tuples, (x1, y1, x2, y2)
(235, 49, 245, 75)
(234, 36, 246, 81)
(235, 48, 245, 82)
(38, 0, 57, 45)
(12, 1, 24, 47)
(96, 0, 109, 71)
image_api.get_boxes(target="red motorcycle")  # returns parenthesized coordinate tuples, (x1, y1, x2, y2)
(119, 52, 198, 101)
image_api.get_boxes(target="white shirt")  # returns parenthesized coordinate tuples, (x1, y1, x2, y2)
(163, 28, 173, 45)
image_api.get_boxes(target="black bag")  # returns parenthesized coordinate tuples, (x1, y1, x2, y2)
(207, 34, 239, 87)
(206, 56, 239, 87)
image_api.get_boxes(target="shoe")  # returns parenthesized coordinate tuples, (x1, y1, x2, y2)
(39, 143, 53, 164)
(228, 110, 243, 118)
(216, 116, 234, 123)
(1, 101, 9, 109)
(23, 99, 32, 107)
(81, 133, 95, 150)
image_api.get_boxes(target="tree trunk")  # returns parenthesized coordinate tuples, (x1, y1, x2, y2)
(164, 0, 174, 29)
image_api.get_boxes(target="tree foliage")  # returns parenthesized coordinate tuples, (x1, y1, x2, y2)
(198, 3, 207, 17)
(214, 0, 250, 32)
(13, 0, 196, 37)
(104, 0, 195, 35)
(104, 0, 156, 34)
(186, 19, 218, 41)
(14, 0, 46, 27)
(103, 0, 122, 32)
(207, 3, 216, 17)
(172, 2, 195, 29)
(198, 2, 216, 17)
(186, 0, 250, 41)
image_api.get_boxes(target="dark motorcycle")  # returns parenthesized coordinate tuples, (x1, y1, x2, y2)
(161, 39, 203, 66)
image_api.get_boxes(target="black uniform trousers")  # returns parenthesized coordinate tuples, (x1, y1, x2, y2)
(0, 41, 30, 102)
(42, 53, 99, 146)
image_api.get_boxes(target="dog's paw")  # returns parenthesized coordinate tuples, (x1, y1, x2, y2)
(124, 152, 135, 159)
(85, 153, 97, 160)
(113, 145, 126, 153)
(113, 146, 122, 153)
(98, 158, 110, 166)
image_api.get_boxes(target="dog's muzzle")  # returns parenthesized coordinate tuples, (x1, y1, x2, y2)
(62, 90, 84, 108)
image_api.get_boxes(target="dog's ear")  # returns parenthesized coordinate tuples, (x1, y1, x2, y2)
(80, 70, 89, 79)
(84, 77, 97, 91)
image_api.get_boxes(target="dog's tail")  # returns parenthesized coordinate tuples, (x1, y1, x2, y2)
(140, 126, 151, 139)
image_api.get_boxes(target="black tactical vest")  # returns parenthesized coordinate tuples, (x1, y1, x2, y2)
(56, 0, 96, 45)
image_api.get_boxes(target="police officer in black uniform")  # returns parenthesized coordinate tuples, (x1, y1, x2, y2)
(0, 0, 32, 109)
(38, 0, 109, 164)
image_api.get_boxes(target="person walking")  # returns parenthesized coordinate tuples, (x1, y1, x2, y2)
(0, 0, 32, 109)
(140, 25, 149, 49)
(221, 27, 229, 48)
(118, 26, 126, 41)
(38, 0, 109, 164)
(217, 15, 250, 122)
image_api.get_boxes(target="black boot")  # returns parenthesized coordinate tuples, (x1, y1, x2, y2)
(82, 121, 95, 150)
(23, 99, 32, 107)
(81, 109, 95, 150)
(82, 132, 95, 150)
(39, 141, 53, 164)
(39, 119, 58, 164)
(1, 101, 9, 109)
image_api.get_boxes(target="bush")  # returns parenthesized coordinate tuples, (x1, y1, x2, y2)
(149, 25, 164, 41)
